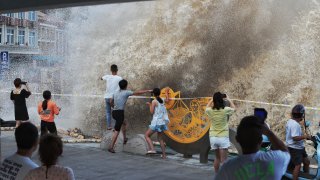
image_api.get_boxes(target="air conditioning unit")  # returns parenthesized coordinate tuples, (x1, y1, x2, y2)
(18, 19, 27, 27)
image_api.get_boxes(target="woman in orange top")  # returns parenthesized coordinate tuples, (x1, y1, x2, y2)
(38, 90, 60, 136)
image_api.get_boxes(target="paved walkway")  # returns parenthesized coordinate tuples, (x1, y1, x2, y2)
(1, 131, 214, 180)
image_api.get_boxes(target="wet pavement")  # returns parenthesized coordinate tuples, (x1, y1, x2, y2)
(1, 131, 214, 180)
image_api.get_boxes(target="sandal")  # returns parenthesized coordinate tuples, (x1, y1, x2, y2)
(107, 127, 113, 130)
(123, 138, 128, 144)
(146, 150, 156, 154)
(108, 148, 115, 153)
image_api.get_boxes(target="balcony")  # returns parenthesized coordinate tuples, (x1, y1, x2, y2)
(28, 21, 37, 28)
(17, 19, 27, 27)
(0, 44, 40, 55)
(0, 16, 38, 29)
(0, 16, 16, 26)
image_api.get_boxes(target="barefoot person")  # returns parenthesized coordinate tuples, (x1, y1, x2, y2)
(10, 78, 31, 127)
(101, 64, 122, 130)
(145, 88, 170, 159)
(108, 79, 152, 153)
(206, 92, 236, 172)
(38, 90, 61, 136)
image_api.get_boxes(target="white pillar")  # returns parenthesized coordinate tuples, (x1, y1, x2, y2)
(15, 26, 18, 45)
(1, 24, 4, 44)
(4, 24, 7, 44)
(26, 26, 29, 46)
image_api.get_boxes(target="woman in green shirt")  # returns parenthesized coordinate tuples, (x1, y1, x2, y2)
(205, 92, 235, 172)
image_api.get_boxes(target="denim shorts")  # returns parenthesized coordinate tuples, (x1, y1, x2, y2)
(210, 136, 230, 150)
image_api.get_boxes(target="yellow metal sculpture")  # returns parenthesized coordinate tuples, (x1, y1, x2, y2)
(160, 88, 210, 144)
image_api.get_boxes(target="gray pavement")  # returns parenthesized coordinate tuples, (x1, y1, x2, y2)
(1, 131, 214, 180)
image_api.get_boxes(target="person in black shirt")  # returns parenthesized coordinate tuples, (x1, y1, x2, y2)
(10, 78, 32, 127)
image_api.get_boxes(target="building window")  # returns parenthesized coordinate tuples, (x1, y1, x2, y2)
(6, 29, 14, 45)
(29, 32, 36, 46)
(18, 30, 25, 45)
(18, 12, 25, 19)
(28, 11, 36, 21)
(0, 28, 2, 44)
(40, 27, 45, 40)
(6, 13, 15, 17)
(56, 31, 65, 55)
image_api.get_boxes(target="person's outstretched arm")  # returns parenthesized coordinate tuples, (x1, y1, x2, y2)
(25, 83, 31, 92)
(206, 98, 213, 108)
(262, 124, 288, 152)
(147, 100, 157, 114)
(164, 87, 170, 103)
(292, 135, 311, 141)
(229, 100, 235, 109)
(133, 89, 152, 96)
(101, 75, 108, 80)
(23, 84, 31, 98)
(226, 95, 235, 109)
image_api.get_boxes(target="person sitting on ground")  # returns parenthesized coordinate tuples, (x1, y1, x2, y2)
(25, 134, 75, 180)
(10, 78, 32, 127)
(215, 116, 290, 180)
(0, 122, 39, 180)
(286, 104, 311, 180)
(145, 88, 170, 159)
(108, 79, 152, 153)
(38, 90, 61, 136)
(205, 92, 236, 172)
(101, 64, 122, 130)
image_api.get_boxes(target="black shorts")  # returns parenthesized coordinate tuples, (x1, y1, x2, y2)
(112, 110, 124, 131)
(288, 147, 308, 166)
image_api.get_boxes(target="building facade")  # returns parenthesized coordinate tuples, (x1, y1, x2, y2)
(0, 11, 40, 84)
(37, 10, 67, 62)
(35, 10, 68, 93)
(0, 10, 67, 94)
(0, 12, 38, 48)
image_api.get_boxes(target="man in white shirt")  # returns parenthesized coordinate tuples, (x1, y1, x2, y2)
(101, 64, 122, 130)
(215, 115, 290, 180)
(286, 104, 311, 180)
(0, 122, 39, 180)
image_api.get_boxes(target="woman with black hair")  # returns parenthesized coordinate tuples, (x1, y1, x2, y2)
(10, 78, 31, 127)
(37, 90, 60, 136)
(145, 88, 170, 159)
(25, 134, 75, 180)
(205, 92, 235, 172)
